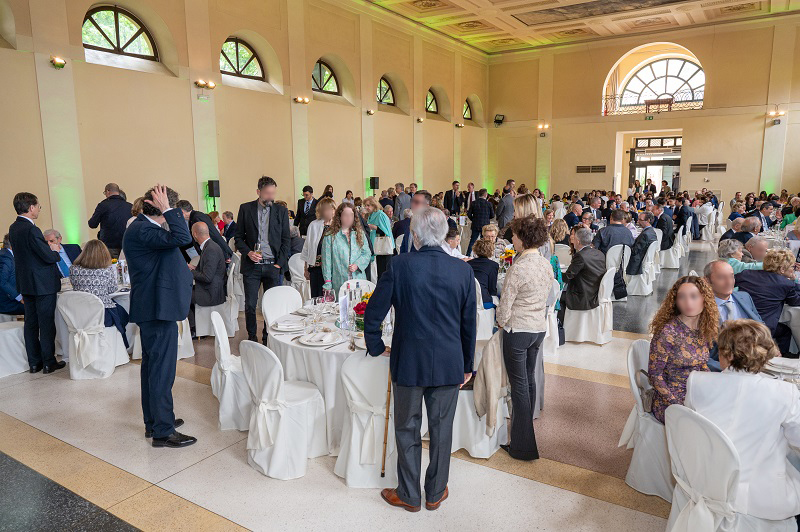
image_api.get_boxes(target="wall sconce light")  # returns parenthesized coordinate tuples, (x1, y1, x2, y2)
(767, 105, 786, 118)
(294, 96, 310, 104)
(194, 79, 216, 90)
(50, 56, 66, 69)
(416, 117, 424, 123)
(537, 123, 550, 130)
(366, 109, 375, 116)
(455, 123, 465, 128)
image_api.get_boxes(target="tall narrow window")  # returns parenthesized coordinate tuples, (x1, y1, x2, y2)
(312, 60, 340, 95)
(425, 90, 438, 113)
(620, 58, 704, 107)
(220, 38, 265, 81)
(82, 6, 158, 61)
(377, 77, 395, 105)
(463, 100, 472, 120)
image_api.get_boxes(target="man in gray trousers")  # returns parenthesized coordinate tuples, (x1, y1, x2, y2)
(364, 207, 476, 512)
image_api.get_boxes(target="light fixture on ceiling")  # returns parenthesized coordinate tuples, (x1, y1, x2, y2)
(768, 105, 786, 125)
(455, 123, 465, 128)
(194, 79, 216, 89)
(50, 56, 66, 69)
(294, 96, 310, 104)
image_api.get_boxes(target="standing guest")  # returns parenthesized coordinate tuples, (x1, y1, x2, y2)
(175, 201, 233, 263)
(321, 203, 372, 295)
(557, 227, 605, 323)
(69, 239, 129, 348)
(496, 216, 552, 461)
(393, 191, 431, 254)
(550, 219, 570, 246)
(43, 229, 81, 279)
(470, 239, 498, 308)
(342, 190, 355, 206)
(626, 211, 656, 276)
(235, 176, 291, 344)
(0, 234, 24, 316)
(563, 203, 583, 229)
(364, 207, 475, 513)
(127, 197, 144, 228)
(462, 182, 477, 211)
(408, 183, 418, 197)
(648, 276, 717, 424)
(87, 182, 133, 259)
(301, 197, 336, 298)
(444, 181, 462, 215)
(466, 189, 495, 256)
(123, 185, 195, 447)
(383, 205, 394, 221)
(379, 190, 393, 209)
(222, 211, 237, 242)
(592, 210, 634, 254)
(187, 223, 226, 338)
(363, 196, 393, 279)
(321, 184, 334, 199)
(733, 217, 761, 245)
(9, 193, 65, 374)
(729, 192, 743, 210)
(495, 186, 515, 230)
(653, 203, 675, 251)
(294, 185, 318, 236)
(394, 183, 411, 221)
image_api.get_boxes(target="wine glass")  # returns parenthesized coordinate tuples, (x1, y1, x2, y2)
(254, 243, 264, 264)
(313, 296, 325, 332)
(322, 289, 335, 313)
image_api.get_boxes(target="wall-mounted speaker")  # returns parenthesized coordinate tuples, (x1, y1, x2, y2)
(369, 176, 380, 190)
(208, 180, 220, 198)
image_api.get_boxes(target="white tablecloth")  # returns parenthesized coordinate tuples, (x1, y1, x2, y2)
(0, 322, 27, 378)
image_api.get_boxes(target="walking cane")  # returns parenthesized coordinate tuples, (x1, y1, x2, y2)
(380, 368, 392, 478)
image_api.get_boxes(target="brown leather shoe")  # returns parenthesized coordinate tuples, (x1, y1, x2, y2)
(380, 488, 421, 512)
(425, 486, 449, 511)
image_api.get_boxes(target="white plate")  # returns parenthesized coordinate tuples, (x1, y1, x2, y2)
(272, 319, 307, 332)
(766, 358, 800, 372)
(298, 332, 343, 347)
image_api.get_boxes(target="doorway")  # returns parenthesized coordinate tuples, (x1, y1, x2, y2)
(628, 136, 682, 194)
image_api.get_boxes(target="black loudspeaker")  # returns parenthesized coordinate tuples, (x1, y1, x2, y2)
(207, 180, 220, 198)
(369, 176, 379, 190)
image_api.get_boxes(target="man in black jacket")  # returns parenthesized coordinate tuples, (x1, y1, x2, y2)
(8, 192, 65, 374)
(466, 189, 494, 256)
(235, 176, 291, 343)
(626, 211, 657, 276)
(443, 181, 462, 215)
(87, 183, 132, 259)
(175, 200, 233, 263)
(653, 203, 675, 251)
(188, 223, 226, 337)
(222, 211, 237, 242)
(294, 185, 318, 236)
(558, 227, 606, 324)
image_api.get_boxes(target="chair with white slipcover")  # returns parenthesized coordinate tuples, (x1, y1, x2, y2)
(450, 388, 508, 458)
(563, 268, 615, 345)
(653, 228, 663, 275)
(553, 206, 567, 219)
(288, 254, 311, 303)
(334, 353, 397, 488)
(57, 291, 128, 380)
(230, 253, 246, 312)
(660, 227, 684, 269)
(681, 217, 693, 255)
(338, 279, 376, 302)
(261, 286, 302, 330)
(210, 311, 250, 431)
(395, 235, 404, 254)
(626, 241, 659, 296)
(0, 322, 28, 379)
(0, 314, 14, 323)
(194, 269, 239, 338)
(605, 244, 631, 301)
(475, 279, 495, 341)
(176, 318, 195, 359)
(240, 340, 327, 480)
(541, 278, 562, 358)
(618, 340, 674, 502)
(554, 243, 571, 271)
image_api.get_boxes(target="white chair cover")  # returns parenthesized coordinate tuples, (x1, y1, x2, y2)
(210, 312, 251, 431)
(57, 291, 128, 380)
(334, 353, 397, 488)
(261, 286, 302, 329)
(338, 279, 377, 301)
(395, 235, 404, 253)
(681, 217, 693, 254)
(665, 405, 739, 532)
(605, 245, 631, 302)
(618, 340, 674, 502)
(475, 279, 495, 341)
(195, 271, 239, 338)
(0, 314, 14, 323)
(653, 228, 663, 275)
(553, 207, 567, 219)
(0, 322, 27, 379)
(240, 341, 328, 480)
(661, 229, 684, 269)
(288, 254, 311, 303)
(176, 318, 195, 359)
(563, 268, 614, 345)
(700, 212, 715, 242)
(554, 243, 571, 271)
(626, 241, 659, 296)
(230, 253, 246, 312)
(541, 279, 562, 358)
(450, 389, 508, 458)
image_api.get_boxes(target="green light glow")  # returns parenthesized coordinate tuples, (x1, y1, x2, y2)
(50, 184, 84, 245)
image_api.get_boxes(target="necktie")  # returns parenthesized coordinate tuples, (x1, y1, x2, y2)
(722, 300, 733, 321)
(58, 259, 69, 278)
(304, 201, 310, 214)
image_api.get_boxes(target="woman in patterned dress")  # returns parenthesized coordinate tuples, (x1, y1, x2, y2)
(321, 203, 372, 295)
(648, 275, 718, 424)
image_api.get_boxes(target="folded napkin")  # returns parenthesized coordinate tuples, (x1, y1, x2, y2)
(767, 357, 800, 371)
(310, 332, 336, 343)
(275, 318, 305, 329)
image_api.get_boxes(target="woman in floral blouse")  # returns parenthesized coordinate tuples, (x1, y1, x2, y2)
(648, 275, 718, 423)
(321, 203, 372, 295)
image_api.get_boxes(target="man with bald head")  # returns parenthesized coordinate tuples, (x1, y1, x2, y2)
(743, 236, 768, 264)
(733, 216, 761, 245)
(188, 221, 226, 338)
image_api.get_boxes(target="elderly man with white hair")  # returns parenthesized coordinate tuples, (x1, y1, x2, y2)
(364, 207, 476, 513)
(720, 216, 744, 242)
(743, 235, 769, 264)
(42, 229, 82, 279)
(717, 238, 763, 274)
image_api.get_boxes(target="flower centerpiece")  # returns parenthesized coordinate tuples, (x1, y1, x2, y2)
(498, 248, 516, 272)
(353, 292, 372, 331)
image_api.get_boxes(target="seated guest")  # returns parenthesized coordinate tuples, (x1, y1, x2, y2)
(781, 206, 800, 229)
(221, 211, 237, 242)
(127, 197, 144, 228)
(652, 203, 675, 251)
(0, 234, 24, 316)
(442, 229, 467, 259)
(69, 240, 129, 347)
(719, 216, 743, 242)
(626, 211, 656, 276)
(43, 229, 81, 279)
(542, 209, 555, 228)
(383, 205, 394, 221)
(580, 211, 598, 232)
(187, 223, 226, 337)
(695, 199, 715, 231)
(732, 216, 761, 245)
(471, 223, 507, 259)
(787, 225, 800, 241)
(735, 249, 800, 356)
(718, 239, 762, 274)
(742, 236, 768, 264)
(549, 219, 570, 247)
(557, 228, 605, 323)
(469, 239, 498, 309)
(301, 197, 336, 298)
(619, 201, 638, 223)
(322, 203, 372, 294)
(496, 216, 553, 461)
(756, 201, 778, 232)
(563, 203, 582, 229)
(289, 225, 304, 257)
(592, 209, 634, 254)
(728, 202, 745, 221)
(648, 276, 717, 424)
(685, 320, 800, 530)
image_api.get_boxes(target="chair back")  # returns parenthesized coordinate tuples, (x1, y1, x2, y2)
(689, 270, 698, 277)
(626, 340, 652, 414)
(654, 228, 663, 248)
(474, 278, 484, 309)
(228, 238, 236, 252)
(605, 244, 631, 271)
(261, 286, 302, 328)
(643, 240, 659, 266)
(338, 280, 376, 301)
(288, 254, 306, 284)
(598, 268, 617, 303)
(665, 405, 740, 532)
(554, 243, 572, 268)
(546, 278, 561, 308)
(395, 234, 404, 252)
(553, 207, 567, 219)
(210, 311, 234, 371)
(240, 340, 286, 450)
(56, 291, 107, 368)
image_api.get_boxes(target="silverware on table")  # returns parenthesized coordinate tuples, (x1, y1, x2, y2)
(324, 340, 348, 350)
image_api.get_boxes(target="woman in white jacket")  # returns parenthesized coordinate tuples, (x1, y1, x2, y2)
(300, 197, 336, 298)
(685, 319, 800, 530)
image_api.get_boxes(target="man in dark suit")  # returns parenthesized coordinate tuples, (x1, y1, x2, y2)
(294, 185, 318, 236)
(653, 203, 675, 251)
(393, 191, 431, 254)
(732, 216, 760, 246)
(563, 203, 582, 229)
(87, 182, 132, 259)
(443, 181, 463, 215)
(755, 202, 778, 232)
(188, 223, 226, 337)
(175, 200, 233, 264)
(221, 211, 237, 242)
(0, 235, 24, 316)
(123, 185, 196, 448)
(626, 211, 657, 276)
(584, 197, 603, 222)
(235, 176, 291, 343)
(8, 193, 65, 374)
(461, 182, 477, 212)
(592, 210, 634, 254)
(558, 227, 607, 323)
(466, 189, 494, 256)
(42, 229, 81, 279)
(495, 186, 515, 230)
(365, 207, 475, 513)
(719, 217, 743, 243)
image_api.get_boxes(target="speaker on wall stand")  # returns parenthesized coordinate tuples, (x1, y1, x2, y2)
(369, 176, 379, 194)
(207, 180, 220, 211)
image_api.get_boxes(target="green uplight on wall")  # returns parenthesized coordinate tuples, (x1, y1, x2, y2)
(51, 185, 83, 245)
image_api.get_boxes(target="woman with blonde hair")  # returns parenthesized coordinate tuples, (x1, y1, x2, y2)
(363, 196, 393, 279)
(502, 194, 542, 242)
(302, 197, 337, 297)
(70, 240, 129, 347)
(549, 219, 569, 246)
(648, 275, 718, 423)
(127, 197, 145, 228)
(321, 203, 372, 294)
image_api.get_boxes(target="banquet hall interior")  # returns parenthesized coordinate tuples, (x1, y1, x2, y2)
(2, 0, 800, 530)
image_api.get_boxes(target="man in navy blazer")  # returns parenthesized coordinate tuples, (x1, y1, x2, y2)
(8, 193, 65, 374)
(392, 191, 431, 254)
(0, 236, 24, 316)
(123, 185, 196, 448)
(563, 203, 582, 229)
(364, 207, 475, 513)
(222, 211, 237, 242)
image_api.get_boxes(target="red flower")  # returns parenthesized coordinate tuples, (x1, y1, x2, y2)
(354, 302, 367, 315)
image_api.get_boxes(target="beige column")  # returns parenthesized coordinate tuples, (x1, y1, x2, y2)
(536, 54, 553, 195)
(287, 0, 310, 200)
(412, 36, 424, 185)
(453, 53, 462, 182)
(359, 14, 374, 197)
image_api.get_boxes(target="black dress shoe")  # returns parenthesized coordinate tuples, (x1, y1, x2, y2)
(43, 361, 66, 374)
(29, 364, 43, 374)
(152, 431, 197, 448)
(145, 418, 183, 438)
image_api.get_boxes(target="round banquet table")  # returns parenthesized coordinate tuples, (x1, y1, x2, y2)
(267, 312, 377, 456)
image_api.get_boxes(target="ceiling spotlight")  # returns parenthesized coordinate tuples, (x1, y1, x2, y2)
(366, 109, 375, 115)
(294, 96, 310, 104)
(417, 117, 424, 123)
(455, 123, 465, 128)
(50, 56, 66, 69)
(206, 81, 216, 90)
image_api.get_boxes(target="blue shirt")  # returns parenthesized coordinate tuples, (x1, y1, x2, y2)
(57, 247, 72, 278)
(715, 295, 742, 322)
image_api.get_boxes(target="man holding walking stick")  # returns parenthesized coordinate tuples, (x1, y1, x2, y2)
(364, 207, 476, 512)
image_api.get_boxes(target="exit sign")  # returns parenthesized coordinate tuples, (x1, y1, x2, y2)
(645, 115, 654, 120)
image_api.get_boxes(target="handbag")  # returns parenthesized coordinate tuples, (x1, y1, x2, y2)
(374, 236, 394, 256)
(613, 246, 628, 299)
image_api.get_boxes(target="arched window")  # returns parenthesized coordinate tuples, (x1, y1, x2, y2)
(620, 58, 705, 107)
(81, 6, 158, 61)
(462, 100, 472, 120)
(220, 38, 264, 81)
(425, 90, 438, 113)
(312, 60, 339, 95)
(377, 77, 395, 105)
